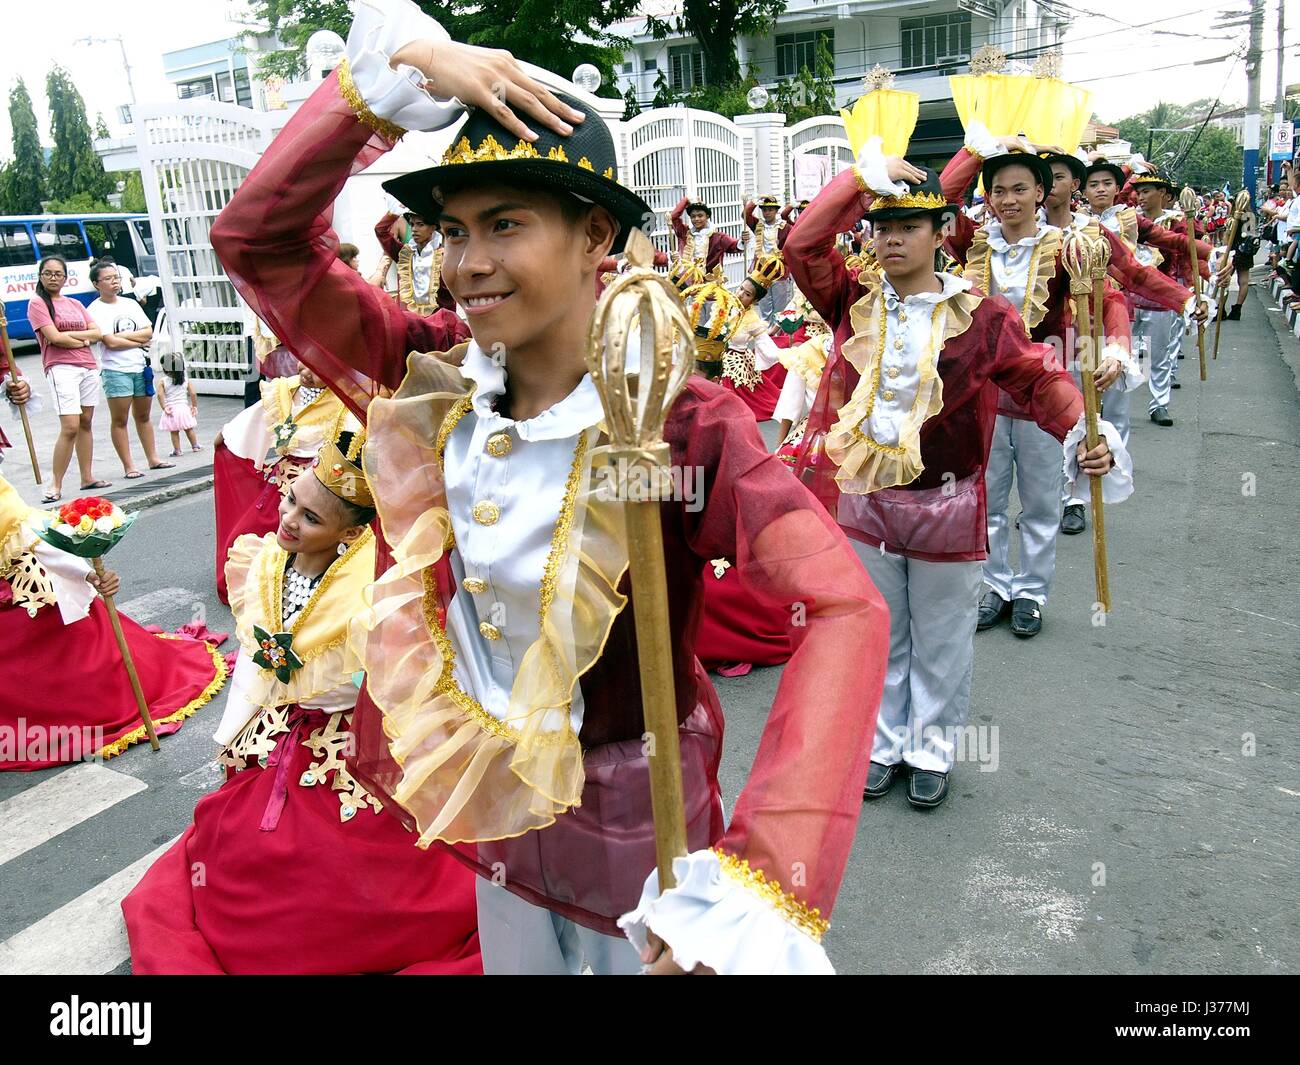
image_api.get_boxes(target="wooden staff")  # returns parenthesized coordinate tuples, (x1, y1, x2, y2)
(1213, 189, 1254, 360)
(91, 555, 160, 751)
(1063, 232, 1111, 613)
(0, 317, 43, 484)
(585, 228, 693, 889)
(1179, 187, 1208, 382)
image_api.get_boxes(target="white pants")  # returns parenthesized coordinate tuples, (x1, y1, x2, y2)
(984, 415, 1065, 607)
(1065, 388, 1130, 508)
(475, 876, 643, 975)
(1134, 308, 1178, 412)
(855, 543, 983, 774)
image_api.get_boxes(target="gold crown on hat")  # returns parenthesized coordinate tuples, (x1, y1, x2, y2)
(747, 252, 787, 289)
(668, 256, 707, 292)
(870, 190, 949, 212)
(441, 133, 616, 181)
(314, 409, 374, 510)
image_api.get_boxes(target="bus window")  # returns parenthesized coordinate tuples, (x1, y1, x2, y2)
(0, 223, 36, 268)
(132, 218, 155, 256)
(84, 219, 140, 275)
(34, 220, 91, 259)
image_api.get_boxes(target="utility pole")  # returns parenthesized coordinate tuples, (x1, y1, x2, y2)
(74, 35, 137, 107)
(1243, 0, 1265, 204)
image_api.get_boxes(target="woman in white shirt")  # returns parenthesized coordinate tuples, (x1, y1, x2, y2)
(85, 261, 174, 478)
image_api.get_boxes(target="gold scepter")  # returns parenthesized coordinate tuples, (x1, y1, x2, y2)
(1213, 188, 1254, 360)
(1179, 187, 1208, 382)
(1063, 231, 1111, 613)
(1, 317, 43, 484)
(585, 227, 693, 890)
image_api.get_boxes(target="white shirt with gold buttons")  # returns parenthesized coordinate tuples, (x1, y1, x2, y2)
(984, 220, 1058, 312)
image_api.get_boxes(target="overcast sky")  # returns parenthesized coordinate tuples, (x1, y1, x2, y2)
(0, 0, 1294, 164)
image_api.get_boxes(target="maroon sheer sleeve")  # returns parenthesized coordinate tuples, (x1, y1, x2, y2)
(784, 168, 872, 330)
(742, 199, 757, 232)
(987, 301, 1083, 443)
(1102, 285, 1133, 349)
(939, 148, 985, 264)
(671, 383, 888, 920)
(670, 197, 689, 250)
(374, 211, 403, 260)
(1100, 225, 1191, 313)
(209, 70, 466, 419)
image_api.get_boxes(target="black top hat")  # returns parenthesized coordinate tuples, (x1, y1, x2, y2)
(383, 90, 651, 254)
(1039, 151, 1085, 183)
(864, 165, 953, 222)
(1083, 160, 1127, 187)
(757, 195, 780, 208)
(685, 201, 712, 217)
(981, 150, 1054, 193)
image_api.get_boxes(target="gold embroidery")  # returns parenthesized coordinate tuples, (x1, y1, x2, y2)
(849, 294, 944, 456)
(337, 58, 406, 142)
(713, 849, 830, 942)
(485, 432, 512, 457)
(396, 243, 443, 318)
(472, 500, 500, 526)
(4, 550, 56, 617)
(300, 712, 384, 822)
(442, 135, 609, 178)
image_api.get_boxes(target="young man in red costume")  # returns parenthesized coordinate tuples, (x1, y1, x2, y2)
(209, 0, 888, 975)
(669, 197, 743, 272)
(786, 137, 1125, 809)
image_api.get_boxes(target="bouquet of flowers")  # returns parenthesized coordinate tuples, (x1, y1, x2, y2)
(36, 496, 136, 558)
(775, 307, 806, 335)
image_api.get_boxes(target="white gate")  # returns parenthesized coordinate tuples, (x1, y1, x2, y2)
(135, 102, 273, 395)
(622, 108, 753, 287)
(784, 116, 854, 205)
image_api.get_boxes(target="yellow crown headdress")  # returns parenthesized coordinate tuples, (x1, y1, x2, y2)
(314, 409, 374, 510)
(747, 252, 787, 291)
(949, 45, 1092, 152)
(682, 267, 745, 362)
(839, 65, 920, 158)
(668, 256, 707, 293)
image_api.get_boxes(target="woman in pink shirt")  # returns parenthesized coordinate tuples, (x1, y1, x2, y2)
(26, 255, 112, 502)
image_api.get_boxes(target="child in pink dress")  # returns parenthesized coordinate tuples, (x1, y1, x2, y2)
(157, 353, 201, 455)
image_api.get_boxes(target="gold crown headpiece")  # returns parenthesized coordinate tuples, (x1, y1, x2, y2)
(868, 190, 949, 212)
(667, 256, 706, 292)
(441, 133, 616, 181)
(314, 409, 374, 511)
(747, 252, 787, 290)
(682, 269, 745, 350)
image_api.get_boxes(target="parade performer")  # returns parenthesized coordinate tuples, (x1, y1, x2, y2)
(0, 460, 226, 770)
(786, 143, 1128, 808)
(208, 0, 888, 975)
(772, 311, 832, 467)
(122, 418, 482, 974)
(374, 207, 457, 313)
(717, 254, 790, 420)
(670, 196, 743, 272)
(743, 195, 794, 320)
(211, 366, 344, 603)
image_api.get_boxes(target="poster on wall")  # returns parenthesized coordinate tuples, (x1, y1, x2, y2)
(794, 154, 832, 202)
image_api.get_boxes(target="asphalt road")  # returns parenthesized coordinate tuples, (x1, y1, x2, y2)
(1, 280, 1296, 975)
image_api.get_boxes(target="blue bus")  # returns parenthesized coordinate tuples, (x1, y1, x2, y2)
(2, 213, 157, 342)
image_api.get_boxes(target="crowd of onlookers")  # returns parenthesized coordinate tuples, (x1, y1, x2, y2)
(21, 255, 202, 503)
(1260, 163, 1300, 312)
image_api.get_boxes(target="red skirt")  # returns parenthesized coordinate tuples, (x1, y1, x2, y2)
(213, 445, 301, 604)
(122, 709, 482, 975)
(696, 563, 792, 674)
(0, 600, 227, 770)
(720, 363, 789, 422)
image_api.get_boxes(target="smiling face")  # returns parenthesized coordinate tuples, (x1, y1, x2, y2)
(989, 162, 1043, 228)
(1084, 172, 1119, 213)
(276, 468, 356, 556)
(1046, 163, 1080, 213)
(688, 208, 710, 231)
(1135, 183, 1171, 215)
(873, 213, 946, 282)
(438, 180, 615, 355)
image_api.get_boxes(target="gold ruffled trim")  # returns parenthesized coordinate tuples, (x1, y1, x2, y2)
(964, 226, 1061, 335)
(777, 333, 830, 391)
(0, 514, 31, 577)
(1116, 206, 1139, 252)
(714, 849, 830, 942)
(825, 280, 981, 492)
(396, 244, 443, 317)
(99, 639, 229, 759)
(337, 57, 406, 142)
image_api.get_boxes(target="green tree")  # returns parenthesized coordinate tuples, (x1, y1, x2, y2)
(241, 0, 638, 97)
(118, 170, 147, 212)
(621, 84, 640, 120)
(1176, 126, 1243, 191)
(94, 112, 111, 139)
(44, 190, 114, 214)
(46, 66, 113, 203)
(645, 1, 786, 89)
(0, 78, 47, 213)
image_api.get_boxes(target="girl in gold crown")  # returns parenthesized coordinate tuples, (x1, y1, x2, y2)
(716, 254, 792, 422)
(122, 414, 481, 974)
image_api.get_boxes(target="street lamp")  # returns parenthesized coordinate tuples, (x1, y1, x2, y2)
(73, 36, 136, 107)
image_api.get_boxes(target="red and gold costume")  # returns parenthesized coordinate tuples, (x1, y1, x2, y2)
(670, 197, 743, 272)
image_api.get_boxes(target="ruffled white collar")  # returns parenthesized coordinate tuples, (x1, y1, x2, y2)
(985, 220, 1055, 253)
(882, 272, 972, 309)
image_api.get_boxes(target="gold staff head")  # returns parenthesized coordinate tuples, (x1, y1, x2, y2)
(1088, 232, 1111, 281)
(1179, 186, 1199, 218)
(1232, 188, 1252, 216)
(585, 227, 695, 456)
(1061, 229, 1095, 295)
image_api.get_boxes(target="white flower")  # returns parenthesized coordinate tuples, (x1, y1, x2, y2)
(94, 515, 114, 534)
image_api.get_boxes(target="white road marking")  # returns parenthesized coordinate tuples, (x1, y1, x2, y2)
(0, 763, 146, 867)
(1277, 787, 1300, 798)
(0, 837, 178, 975)
(115, 586, 197, 624)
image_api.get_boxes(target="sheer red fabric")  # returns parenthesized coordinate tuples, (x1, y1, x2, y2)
(784, 168, 1085, 562)
(719, 363, 788, 420)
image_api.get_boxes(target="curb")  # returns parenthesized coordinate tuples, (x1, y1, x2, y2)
(117, 475, 214, 514)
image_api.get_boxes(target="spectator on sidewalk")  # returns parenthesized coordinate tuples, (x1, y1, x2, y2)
(26, 255, 110, 503)
(156, 351, 202, 456)
(338, 242, 361, 271)
(86, 261, 175, 479)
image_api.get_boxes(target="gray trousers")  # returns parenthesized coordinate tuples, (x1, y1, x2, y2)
(475, 877, 643, 975)
(855, 542, 983, 774)
(756, 276, 794, 324)
(984, 415, 1065, 607)
(1134, 308, 1178, 412)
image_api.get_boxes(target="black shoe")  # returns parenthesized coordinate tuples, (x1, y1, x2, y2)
(864, 761, 900, 800)
(907, 770, 950, 809)
(1150, 406, 1173, 427)
(977, 590, 1012, 631)
(1061, 503, 1086, 535)
(1226, 303, 1241, 321)
(1010, 598, 1043, 638)
(1171, 380, 1181, 389)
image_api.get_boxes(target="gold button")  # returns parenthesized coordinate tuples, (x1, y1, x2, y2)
(479, 621, 502, 640)
(893, 339, 903, 350)
(888, 366, 900, 378)
(485, 432, 512, 457)
(898, 311, 907, 322)
(462, 577, 487, 595)
(883, 389, 896, 401)
(472, 501, 500, 526)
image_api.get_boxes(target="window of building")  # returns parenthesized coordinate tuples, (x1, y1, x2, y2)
(669, 46, 705, 90)
(900, 11, 972, 69)
(776, 30, 834, 78)
(176, 75, 216, 100)
(0, 224, 36, 269)
(644, 58, 657, 70)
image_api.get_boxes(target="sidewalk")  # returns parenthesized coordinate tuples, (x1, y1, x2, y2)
(1263, 265, 1300, 397)
(2, 344, 246, 513)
